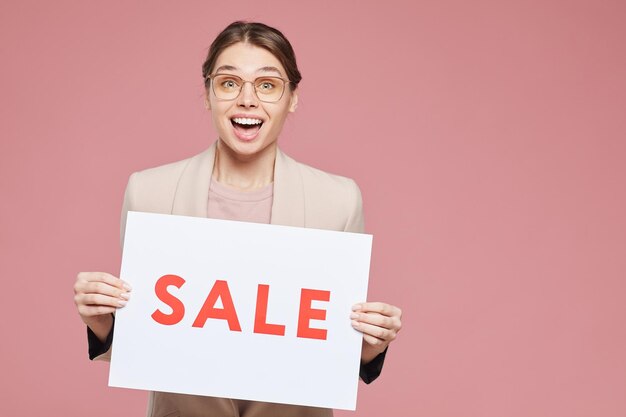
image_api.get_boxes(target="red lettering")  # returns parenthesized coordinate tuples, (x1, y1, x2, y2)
(153, 276, 331, 341)
(192, 280, 242, 331)
(254, 284, 286, 336)
(297, 288, 330, 340)
(151, 274, 186, 325)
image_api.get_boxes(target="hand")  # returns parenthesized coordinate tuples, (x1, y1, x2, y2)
(73, 272, 131, 342)
(351, 302, 402, 364)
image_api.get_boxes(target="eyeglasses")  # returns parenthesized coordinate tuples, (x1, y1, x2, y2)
(205, 73, 292, 103)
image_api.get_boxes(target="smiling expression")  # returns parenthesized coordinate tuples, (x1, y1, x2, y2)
(205, 42, 298, 161)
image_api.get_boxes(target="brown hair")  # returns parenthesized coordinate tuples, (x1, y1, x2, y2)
(202, 21, 302, 91)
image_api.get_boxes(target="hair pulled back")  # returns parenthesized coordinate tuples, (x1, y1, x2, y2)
(202, 21, 302, 91)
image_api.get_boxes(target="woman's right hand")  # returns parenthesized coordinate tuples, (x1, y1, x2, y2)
(73, 272, 131, 342)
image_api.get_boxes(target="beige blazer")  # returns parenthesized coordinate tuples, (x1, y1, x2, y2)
(97, 142, 365, 417)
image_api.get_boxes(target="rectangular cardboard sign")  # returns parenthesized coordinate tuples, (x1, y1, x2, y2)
(109, 211, 372, 410)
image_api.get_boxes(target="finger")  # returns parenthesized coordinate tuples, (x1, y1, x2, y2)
(81, 281, 131, 299)
(352, 302, 401, 318)
(362, 333, 387, 349)
(77, 272, 131, 291)
(75, 293, 128, 309)
(351, 311, 400, 331)
(351, 320, 397, 343)
(78, 304, 118, 317)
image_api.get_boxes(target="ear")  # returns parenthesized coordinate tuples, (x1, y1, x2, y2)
(288, 89, 298, 113)
(204, 94, 211, 111)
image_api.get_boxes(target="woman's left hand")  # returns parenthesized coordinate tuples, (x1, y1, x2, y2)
(351, 302, 402, 364)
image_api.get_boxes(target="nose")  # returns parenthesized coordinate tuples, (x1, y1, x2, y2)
(237, 81, 258, 108)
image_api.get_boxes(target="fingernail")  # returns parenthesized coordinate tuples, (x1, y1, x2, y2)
(352, 304, 362, 311)
(120, 292, 130, 300)
(118, 300, 127, 307)
(351, 320, 359, 328)
(123, 282, 132, 291)
(350, 312, 359, 319)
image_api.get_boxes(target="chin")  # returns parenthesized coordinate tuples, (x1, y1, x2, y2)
(220, 137, 276, 160)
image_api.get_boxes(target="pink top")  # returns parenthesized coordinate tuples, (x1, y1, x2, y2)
(207, 178, 273, 224)
(207, 178, 274, 412)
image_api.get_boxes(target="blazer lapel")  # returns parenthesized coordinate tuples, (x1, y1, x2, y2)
(171, 143, 216, 217)
(271, 148, 305, 228)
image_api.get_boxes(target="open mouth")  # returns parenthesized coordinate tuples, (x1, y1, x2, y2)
(231, 117, 264, 137)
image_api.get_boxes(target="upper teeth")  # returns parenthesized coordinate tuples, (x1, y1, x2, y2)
(233, 117, 263, 125)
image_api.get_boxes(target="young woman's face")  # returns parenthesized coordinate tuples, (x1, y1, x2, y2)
(205, 42, 298, 160)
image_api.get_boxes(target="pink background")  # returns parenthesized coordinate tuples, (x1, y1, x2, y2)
(1, 1, 625, 416)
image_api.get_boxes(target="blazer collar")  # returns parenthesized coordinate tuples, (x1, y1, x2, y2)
(171, 142, 305, 228)
(271, 147, 306, 227)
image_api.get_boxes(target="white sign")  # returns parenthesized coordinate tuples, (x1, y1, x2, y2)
(109, 211, 372, 410)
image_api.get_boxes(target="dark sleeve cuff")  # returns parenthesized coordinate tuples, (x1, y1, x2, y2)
(359, 347, 387, 384)
(87, 314, 115, 360)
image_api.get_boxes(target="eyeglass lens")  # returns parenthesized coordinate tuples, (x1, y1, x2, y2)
(211, 74, 286, 102)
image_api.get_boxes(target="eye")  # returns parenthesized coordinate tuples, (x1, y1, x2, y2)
(217, 76, 240, 90)
(222, 79, 237, 89)
(256, 79, 276, 92)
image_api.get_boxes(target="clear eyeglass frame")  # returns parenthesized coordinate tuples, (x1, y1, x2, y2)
(205, 73, 293, 103)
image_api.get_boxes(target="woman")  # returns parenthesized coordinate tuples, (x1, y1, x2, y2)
(74, 21, 402, 417)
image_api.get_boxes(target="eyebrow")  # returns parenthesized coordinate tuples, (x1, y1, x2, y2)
(214, 65, 238, 73)
(257, 66, 283, 76)
(213, 65, 284, 77)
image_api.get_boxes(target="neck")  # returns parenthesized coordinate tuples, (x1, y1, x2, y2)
(212, 141, 277, 190)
